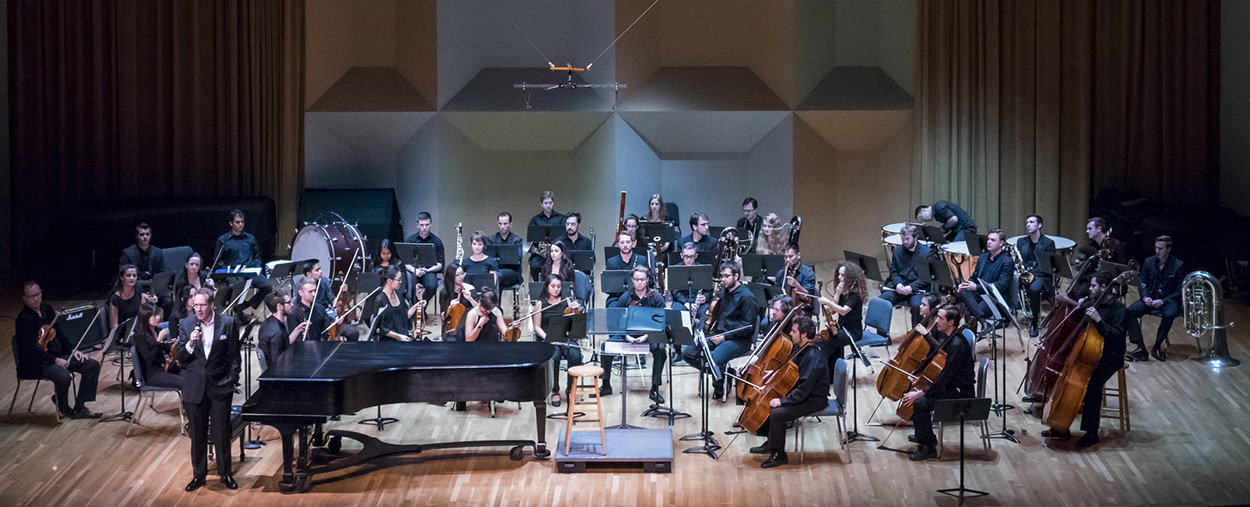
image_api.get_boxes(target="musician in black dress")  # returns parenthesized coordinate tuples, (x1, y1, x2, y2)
(1127, 235, 1184, 362)
(600, 266, 667, 402)
(213, 209, 270, 307)
(257, 291, 306, 370)
(288, 278, 328, 342)
(816, 262, 866, 374)
(487, 212, 524, 288)
(1016, 215, 1056, 337)
(132, 302, 184, 389)
(109, 264, 158, 330)
(172, 252, 215, 308)
(461, 288, 509, 342)
(643, 194, 678, 255)
(902, 305, 975, 461)
(119, 223, 165, 282)
(750, 317, 829, 469)
(879, 224, 932, 325)
(15, 282, 102, 419)
(528, 191, 566, 280)
(531, 275, 583, 406)
(1042, 272, 1128, 448)
(957, 229, 1013, 326)
(915, 200, 977, 243)
(462, 231, 499, 291)
(375, 239, 414, 302)
(403, 211, 444, 305)
(678, 212, 716, 252)
(737, 197, 763, 254)
(373, 266, 424, 342)
(682, 264, 759, 401)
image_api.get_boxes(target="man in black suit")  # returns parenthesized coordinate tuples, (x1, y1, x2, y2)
(879, 224, 932, 326)
(736, 197, 763, 254)
(119, 223, 165, 282)
(1127, 235, 1185, 362)
(177, 288, 242, 491)
(1015, 215, 1057, 337)
(256, 291, 307, 371)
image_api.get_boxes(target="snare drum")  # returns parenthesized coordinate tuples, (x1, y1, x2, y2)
(941, 242, 978, 285)
(291, 222, 367, 282)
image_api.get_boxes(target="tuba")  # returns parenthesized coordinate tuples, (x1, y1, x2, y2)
(1183, 271, 1239, 367)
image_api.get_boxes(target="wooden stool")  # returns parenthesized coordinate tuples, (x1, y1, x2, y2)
(564, 365, 607, 455)
(1100, 365, 1131, 433)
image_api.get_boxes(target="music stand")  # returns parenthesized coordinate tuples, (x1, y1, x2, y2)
(526, 225, 563, 251)
(465, 273, 497, 295)
(977, 282, 1021, 445)
(916, 257, 956, 290)
(760, 255, 789, 283)
(642, 310, 693, 425)
(682, 322, 723, 459)
(544, 313, 588, 342)
(640, 221, 677, 248)
(268, 260, 302, 291)
(483, 244, 522, 268)
(933, 398, 992, 505)
(395, 242, 437, 269)
(843, 251, 884, 283)
(1049, 252, 1074, 281)
(566, 250, 595, 274)
(740, 254, 769, 280)
(667, 265, 714, 298)
(600, 270, 631, 298)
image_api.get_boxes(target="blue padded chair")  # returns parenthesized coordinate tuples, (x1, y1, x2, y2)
(938, 355, 991, 458)
(796, 358, 850, 464)
(855, 298, 894, 360)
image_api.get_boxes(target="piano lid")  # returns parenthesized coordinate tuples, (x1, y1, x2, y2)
(260, 341, 557, 382)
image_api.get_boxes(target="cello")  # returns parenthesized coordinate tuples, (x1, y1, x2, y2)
(875, 300, 946, 402)
(737, 342, 809, 434)
(735, 306, 802, 404)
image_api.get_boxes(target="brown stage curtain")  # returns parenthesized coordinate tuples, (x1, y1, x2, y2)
(9, 0, 304, 266)
(915, 0, 1219, 240)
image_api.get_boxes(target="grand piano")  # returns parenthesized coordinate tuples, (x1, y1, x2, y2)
(242, 341, 554, 493)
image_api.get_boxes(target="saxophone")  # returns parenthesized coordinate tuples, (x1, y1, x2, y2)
(1006, 244, 1034, 319)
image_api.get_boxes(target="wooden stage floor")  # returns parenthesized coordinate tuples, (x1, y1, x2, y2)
(2, 282, 1249, 507)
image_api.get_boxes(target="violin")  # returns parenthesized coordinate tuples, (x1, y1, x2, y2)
(503, 293, 523, 342)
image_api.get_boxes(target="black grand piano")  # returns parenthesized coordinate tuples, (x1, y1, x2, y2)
(242, 341, 554, 493)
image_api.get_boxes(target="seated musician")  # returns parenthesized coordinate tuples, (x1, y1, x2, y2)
(301, 260, 358, 341)
(287, 278, 329, 342)
(375, 239, 413, 302)
(562, 213, 593, 272)
(172, 252, 215, 307)
(373, 266, 425, 342)
(461, 288, 510, 342)
(879, 224, 932, 326)
(214, 209, 270, 307)
(771, 243, 816, 314)
(678, 212, 716, 252)
(644, 194, 677, 254)
(439, 264, 475, 341)
(756, 213, 785, 255)
(487, 212, 524, 288)
(463, 231, 500, 291)
(815, 262, 867, 377)
(132, 302, 184, 389)
(528, 191, 566, 280)
(15, 282, 103, 419)
(403, 211, 445, 306)
(617, 214, 644, 249)
(542, 241, 591, 304)
(749, 317, 829, 469)
(601, 266, 668, 402)
(1080, 217, 1128, 264)
(169, 285, 196, 327)
(607, 231, 649, 272)
(901, 305, 976, 461)
(1016, 215, 1056, 337)
(532, 275, 584, 407)
(758, 295, 793, 337)
(737, 197, 762, 255)
(119, 222, 166, 288)
(682, 264, 759, 401)
(957, 229, 1013, 329)
(1127, 235, 1184, 362)
(915, 200, 977, 243)
(1041, 272, 1128, 448)
(257, 291, 306, 370)
(671, 242, 709, 318)
(110, 264, 158, 330)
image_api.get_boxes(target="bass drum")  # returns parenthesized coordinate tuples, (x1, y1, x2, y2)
(290, 222, 367, 282)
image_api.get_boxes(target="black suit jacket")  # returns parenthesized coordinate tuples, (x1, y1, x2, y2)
(256, 315, 290, 370)
(176, 313, 241, 404)
(120, 244, 166, 280)
(1139, 256, 1185, 303)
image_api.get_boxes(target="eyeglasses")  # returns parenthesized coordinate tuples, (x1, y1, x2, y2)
(192, 304, 210, 309)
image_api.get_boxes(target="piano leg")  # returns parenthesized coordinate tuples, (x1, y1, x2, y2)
(311, 422, 325, 447)
(272, 423, 314, 494)
(533, 401, 551, 459)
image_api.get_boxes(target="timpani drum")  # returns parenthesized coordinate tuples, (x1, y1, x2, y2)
(1007, 235, 1077, 255)
(940, 242, 978, 285)
(290, 221, 367, 282)
(882, 222, 923, 239)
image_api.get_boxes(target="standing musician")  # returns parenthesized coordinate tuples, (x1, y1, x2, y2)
(601, 266, 668, 402)
(1127, 235, 1184, 362)
(487, 212, 524, 289)
(288, 278, 328, 342)
(644, 194, 677, 254)
(815, 262, 867, 377)
(737, 197, 763, 255)
(678, 212, 716, 252)
(463, 231, 500, 291)
(1016, 215, 1056, 337)
(461, 288, 509, 342)
(257, 291, 306, 370)
(120, 222, 166, 283)
(374, 266, 425, 342)
(1079, 217, 1128, 264)
(1041, 272, 1128, 448)
(756, 213, 786, 255)
(915, 200, 977, 243)
(901, 305, 975, 461)
(301, 259, 359, 341)
(177, 288, 242, 491)
(132, 302, 184, 389)
(213, 209, 270, 307)
(15, 281, 103, 419)
(771, 243, 816, 314)
(532, 275, 584, 407)
(528, 191, 566, 281)
(957, 229, 1013, 326)
(879, 224, 932, 326)
(749, 317, 828, 469)
(403, 211, 445, 306)
(682, 264, 759, 401)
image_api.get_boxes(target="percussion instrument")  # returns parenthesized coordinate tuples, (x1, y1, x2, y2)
(940, 242, 978, 286)
(881, 222, 922, 239)
(1006, 235, 1076, 255)
(291, 221, 367, 282)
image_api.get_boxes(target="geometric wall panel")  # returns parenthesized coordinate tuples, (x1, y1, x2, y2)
(306, 112, 435, 152)
(618, 111, 790, 154)
(442, 111, 613, 151)
(619, 67, 789, 111)
(308, 67, 434, 112)
(795, 110, 912, 152)
(797, 66, 914, 111)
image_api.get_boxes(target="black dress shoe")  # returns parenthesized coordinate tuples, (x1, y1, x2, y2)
(761, 451, 789, 468)
(71, 407, 102, 419)
(220, 476, 239, 490)
(1041, 429, 1071, 439)
(1127, 348, 1149, 362)
(1075, 432, 1100, 448)
(907, 434, 918, 443)
(712, 387, 725, 401)
(1151, 346, 1167, 362)
(649, 386, 665, 405)
(909, 444, 936, 461)
(749, 444, 772, 455)
(185, 477, 206, 492)
(549, 392, 562, 407)
(596, 385, 613, 397)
